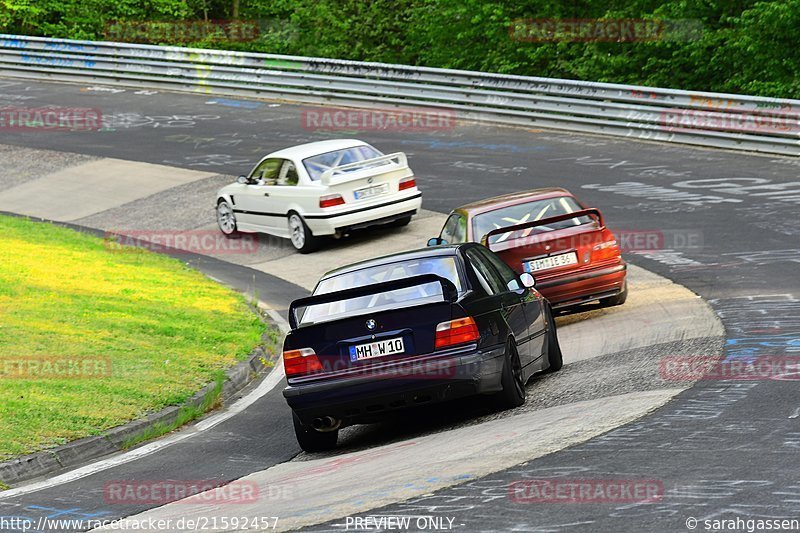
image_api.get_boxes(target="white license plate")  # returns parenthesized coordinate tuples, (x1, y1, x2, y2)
(524, 252, 578, 272)
(354, 183, 389, 200)
(349, 337, 405, 361)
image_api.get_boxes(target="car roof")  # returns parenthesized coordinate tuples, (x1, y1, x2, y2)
(455, 187, 575, 215)
(267, 139, 368, 160)
(320, 244, 472, 280)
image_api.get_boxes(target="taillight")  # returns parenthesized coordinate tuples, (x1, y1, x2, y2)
(435, 317, 479, 349)
(592, 239, 620, 261)
(283, 348, 323, 377)
(319, 194, 345, 208)
(399, 177, 416, 191)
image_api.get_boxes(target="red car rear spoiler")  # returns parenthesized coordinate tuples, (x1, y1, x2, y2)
(482, 208, 604, 251)
(289, 274, 459, 329)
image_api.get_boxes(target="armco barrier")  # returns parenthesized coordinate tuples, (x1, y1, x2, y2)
(1, 34, 799, 155)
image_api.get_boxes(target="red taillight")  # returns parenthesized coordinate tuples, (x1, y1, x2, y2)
(399, 177, 416, 191)
(592, 239, 620, 261)
(319, 194, 345, 208)
(435, 317, 480, 349)
(283, 348, 323, 377)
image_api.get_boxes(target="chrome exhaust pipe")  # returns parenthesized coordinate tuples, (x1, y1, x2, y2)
(312, 416, 341, 432)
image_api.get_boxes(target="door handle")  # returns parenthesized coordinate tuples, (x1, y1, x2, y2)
(263, 193, 270, 197)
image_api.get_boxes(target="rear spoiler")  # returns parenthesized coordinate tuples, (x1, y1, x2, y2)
(319, 152, 409, 186)
(482, 208, 604, 252)
(288, 274, 458, 329)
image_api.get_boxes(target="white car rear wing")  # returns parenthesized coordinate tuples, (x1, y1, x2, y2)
(319, 152, 409, 186)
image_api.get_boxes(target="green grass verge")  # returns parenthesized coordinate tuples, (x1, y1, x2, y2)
(0, 215, 270, 461)
(119, 369, 225, 450)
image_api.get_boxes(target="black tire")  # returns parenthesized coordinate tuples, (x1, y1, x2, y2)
(600, 281, 628, 307)
(216, 199, 240, 238)
(494, 339, 526, 409)
(389, 215, 412, 228)
(292, 411, 338, 452)
(544, 305, 563, 373)
(287, 212, 321, 254)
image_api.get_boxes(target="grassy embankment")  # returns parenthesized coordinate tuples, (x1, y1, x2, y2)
(0, 215, 275, 462)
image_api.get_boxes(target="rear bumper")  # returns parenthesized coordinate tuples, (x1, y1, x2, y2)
(304, 192, 422, 236)
(537, 262, 627, 307)
(283, 343, 505, 425)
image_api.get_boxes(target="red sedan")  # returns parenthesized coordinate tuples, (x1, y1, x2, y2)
(429, 188, 627, 310)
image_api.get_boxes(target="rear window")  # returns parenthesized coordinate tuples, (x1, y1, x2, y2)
(303, 144, 385, 181)
(299, 257, 463, 326)
(474, 196, 593, 244)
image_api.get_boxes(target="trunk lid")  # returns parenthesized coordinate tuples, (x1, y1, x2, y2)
(485, 208, 611, 278)
(285, 274, 460, 379)
(320, 152, 412, 191)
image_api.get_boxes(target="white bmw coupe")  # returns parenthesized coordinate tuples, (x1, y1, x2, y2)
(215, 139, 422, 253)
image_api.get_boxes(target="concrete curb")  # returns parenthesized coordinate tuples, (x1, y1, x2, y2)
(0, 329, 278, 487)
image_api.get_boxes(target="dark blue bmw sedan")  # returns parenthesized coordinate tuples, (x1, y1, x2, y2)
(282, 243, 562, 451)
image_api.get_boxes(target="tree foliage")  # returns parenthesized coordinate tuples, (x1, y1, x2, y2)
(1, 0, 799, 97)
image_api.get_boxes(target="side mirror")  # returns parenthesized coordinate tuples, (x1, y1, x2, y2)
(427, 237, 447, 246)
(519, 272, 535, 288)
(237, 175, 248, 184)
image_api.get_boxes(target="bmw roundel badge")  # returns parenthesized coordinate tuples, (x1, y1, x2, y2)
(366, 319, 377, 330)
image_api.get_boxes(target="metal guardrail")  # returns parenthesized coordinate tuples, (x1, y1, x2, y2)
(1, 33, 799, 155)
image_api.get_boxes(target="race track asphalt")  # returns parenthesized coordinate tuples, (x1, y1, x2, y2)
(0, 79, 797, 532)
